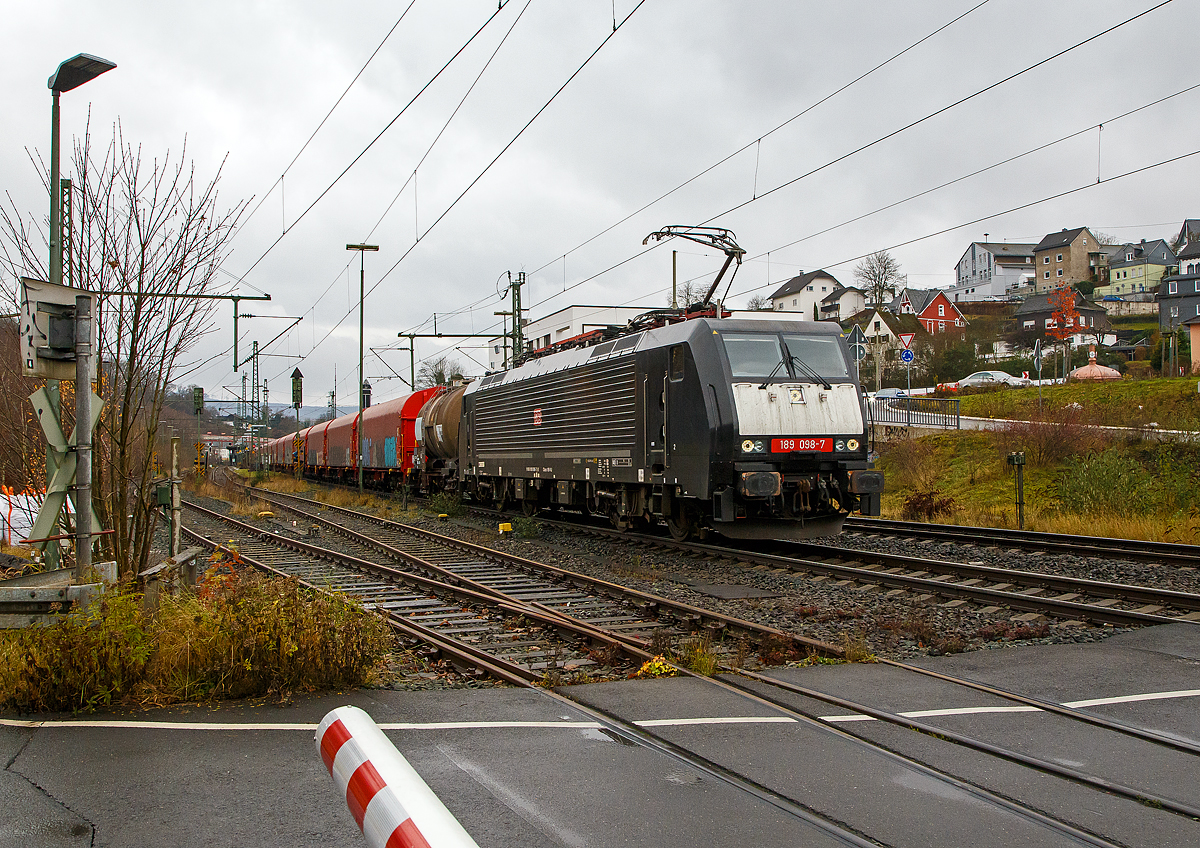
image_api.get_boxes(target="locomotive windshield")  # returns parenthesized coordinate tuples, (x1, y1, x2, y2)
(719, 332, 850, 382)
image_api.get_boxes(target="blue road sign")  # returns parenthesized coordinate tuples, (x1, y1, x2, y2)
(900, 349, 914, 363)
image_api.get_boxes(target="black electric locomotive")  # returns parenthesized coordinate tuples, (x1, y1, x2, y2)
(416, 317, 882, 540)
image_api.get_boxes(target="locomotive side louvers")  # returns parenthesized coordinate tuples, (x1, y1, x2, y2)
(474, 357, 636, 457)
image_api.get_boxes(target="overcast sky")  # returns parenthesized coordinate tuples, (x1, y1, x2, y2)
(4, 0, 1197, 409)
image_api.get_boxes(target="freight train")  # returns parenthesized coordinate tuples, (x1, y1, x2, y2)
(264, 315, 882, 540)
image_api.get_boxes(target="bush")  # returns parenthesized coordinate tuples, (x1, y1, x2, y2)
(509, 515, 542, 538)
(0, 573, 390, 713)
(998, 406, 1110, 466)
(427, 491, 463, 517)
(1057, 444, 1200, 516)
(901, 489, 957, 521)
(880, 437, 940, 490)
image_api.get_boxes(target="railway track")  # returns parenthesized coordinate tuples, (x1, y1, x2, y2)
(181, 498, 651, 684)
(844, 516, 1200, 569)
(198, 478, 1200, 842)
(453, 507, 1200, 628)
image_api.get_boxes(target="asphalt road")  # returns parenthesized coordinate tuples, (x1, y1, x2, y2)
(3, 624, 1197, 847)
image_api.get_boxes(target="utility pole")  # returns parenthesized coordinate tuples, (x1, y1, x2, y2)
(346, 244, 379, 493)
(672, 250, 678, 309)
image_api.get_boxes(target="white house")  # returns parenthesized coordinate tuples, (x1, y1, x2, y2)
(768, 270, 842, 318)
(487, 304, 647, 370)
(945, 240, 1037, 302)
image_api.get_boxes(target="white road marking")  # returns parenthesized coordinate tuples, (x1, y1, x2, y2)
(3, 689, 1198, 731)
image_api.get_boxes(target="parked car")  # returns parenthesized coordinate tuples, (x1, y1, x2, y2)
(941, 370, 1032, 391)
(874, 388, 907, 399)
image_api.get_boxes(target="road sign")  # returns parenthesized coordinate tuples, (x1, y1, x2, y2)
(846, 325, 867, 362)
(897, 332, 916, 350)
(900, 349, 914, 363)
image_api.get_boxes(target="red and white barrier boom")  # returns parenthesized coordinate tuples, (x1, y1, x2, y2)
(316, 706, 480, 848)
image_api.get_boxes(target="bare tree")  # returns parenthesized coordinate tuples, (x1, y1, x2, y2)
(744, 293, 771, 310)
(666, 278, 709, 309)
(854, 250, 906, 308)
(1092, 231, 1121, 246)
(1, 121, 247, 579)
(416, 356, 464, 388)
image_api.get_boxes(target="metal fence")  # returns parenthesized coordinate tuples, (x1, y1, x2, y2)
(867, 396, 960, 430)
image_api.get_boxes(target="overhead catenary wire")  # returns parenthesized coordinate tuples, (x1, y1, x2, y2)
(727, 147, 1200, 302)
(229, 1, 420, 245)
(525, 0, 994, 279)
(272, 1, 648, 384)
(526, 0, 1177, 314)
(695, 0, 1175, 230)
(232, 1, 513, 285)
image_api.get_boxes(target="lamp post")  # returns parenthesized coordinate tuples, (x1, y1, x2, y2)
(346, 244, 378, 492)
(49, 53, 115, 579)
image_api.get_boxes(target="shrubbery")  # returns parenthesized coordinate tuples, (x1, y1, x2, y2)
(0, 572, 390, 714)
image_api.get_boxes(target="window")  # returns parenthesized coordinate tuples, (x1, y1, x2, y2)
(670, 345, 686, 381)
(792, 298, 797, 306)
(776, 303, 784, 310)
(1057, 269, 1063, 277)
(1169, 281, 1178, 294)
(873, 320, 881, 331)
(938, 304, 945, 316)
(1023, 320, 1035, 329)
(1043, 256, 1050, 264)
(1169, 306, 1179, 317)
(806, 286, 814, 292)
(938, 321, 945, 331)
(1044, 271, 1050, 279)
(1045, 318, 1056, 328)
(1126, 252, 1134, 261)
(1082, 238, 1088, 246)
(1057, 253, 1063, 262)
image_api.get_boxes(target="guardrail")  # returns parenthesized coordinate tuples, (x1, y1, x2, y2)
(868, 396, 960, 430)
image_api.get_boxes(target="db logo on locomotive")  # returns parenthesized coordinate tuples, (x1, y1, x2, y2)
(533, 408, 542, 425)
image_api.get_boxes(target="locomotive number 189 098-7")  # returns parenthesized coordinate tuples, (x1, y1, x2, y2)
(771, 438, 832, 452)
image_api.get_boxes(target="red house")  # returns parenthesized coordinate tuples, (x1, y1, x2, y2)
(887, 288, 967, 333)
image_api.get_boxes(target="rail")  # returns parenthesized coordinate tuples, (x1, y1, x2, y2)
(868, 395, 960, 429)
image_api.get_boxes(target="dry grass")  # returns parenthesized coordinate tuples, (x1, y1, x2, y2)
(255, 474, 310, 494)
(0, 572, 390, 713)
(229, 499, 274, 518)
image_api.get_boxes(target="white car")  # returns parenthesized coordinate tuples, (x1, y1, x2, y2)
(949, 370, 1032, 390)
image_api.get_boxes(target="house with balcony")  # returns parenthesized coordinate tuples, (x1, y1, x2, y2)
(945, 240, 1037, 302)
(818, 285, 865, 322)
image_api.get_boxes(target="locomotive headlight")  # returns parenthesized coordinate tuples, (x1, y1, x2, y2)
(847, 438, 860, 451)
(754, 440, 765, 452)
(835, 439, 846, 452)
(741, 439, 755, 453)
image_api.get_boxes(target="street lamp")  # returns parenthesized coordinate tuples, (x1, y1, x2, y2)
(49, 54, 116, 288)
(346, 243, 378, 492)
(48, 53, 115, 580)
